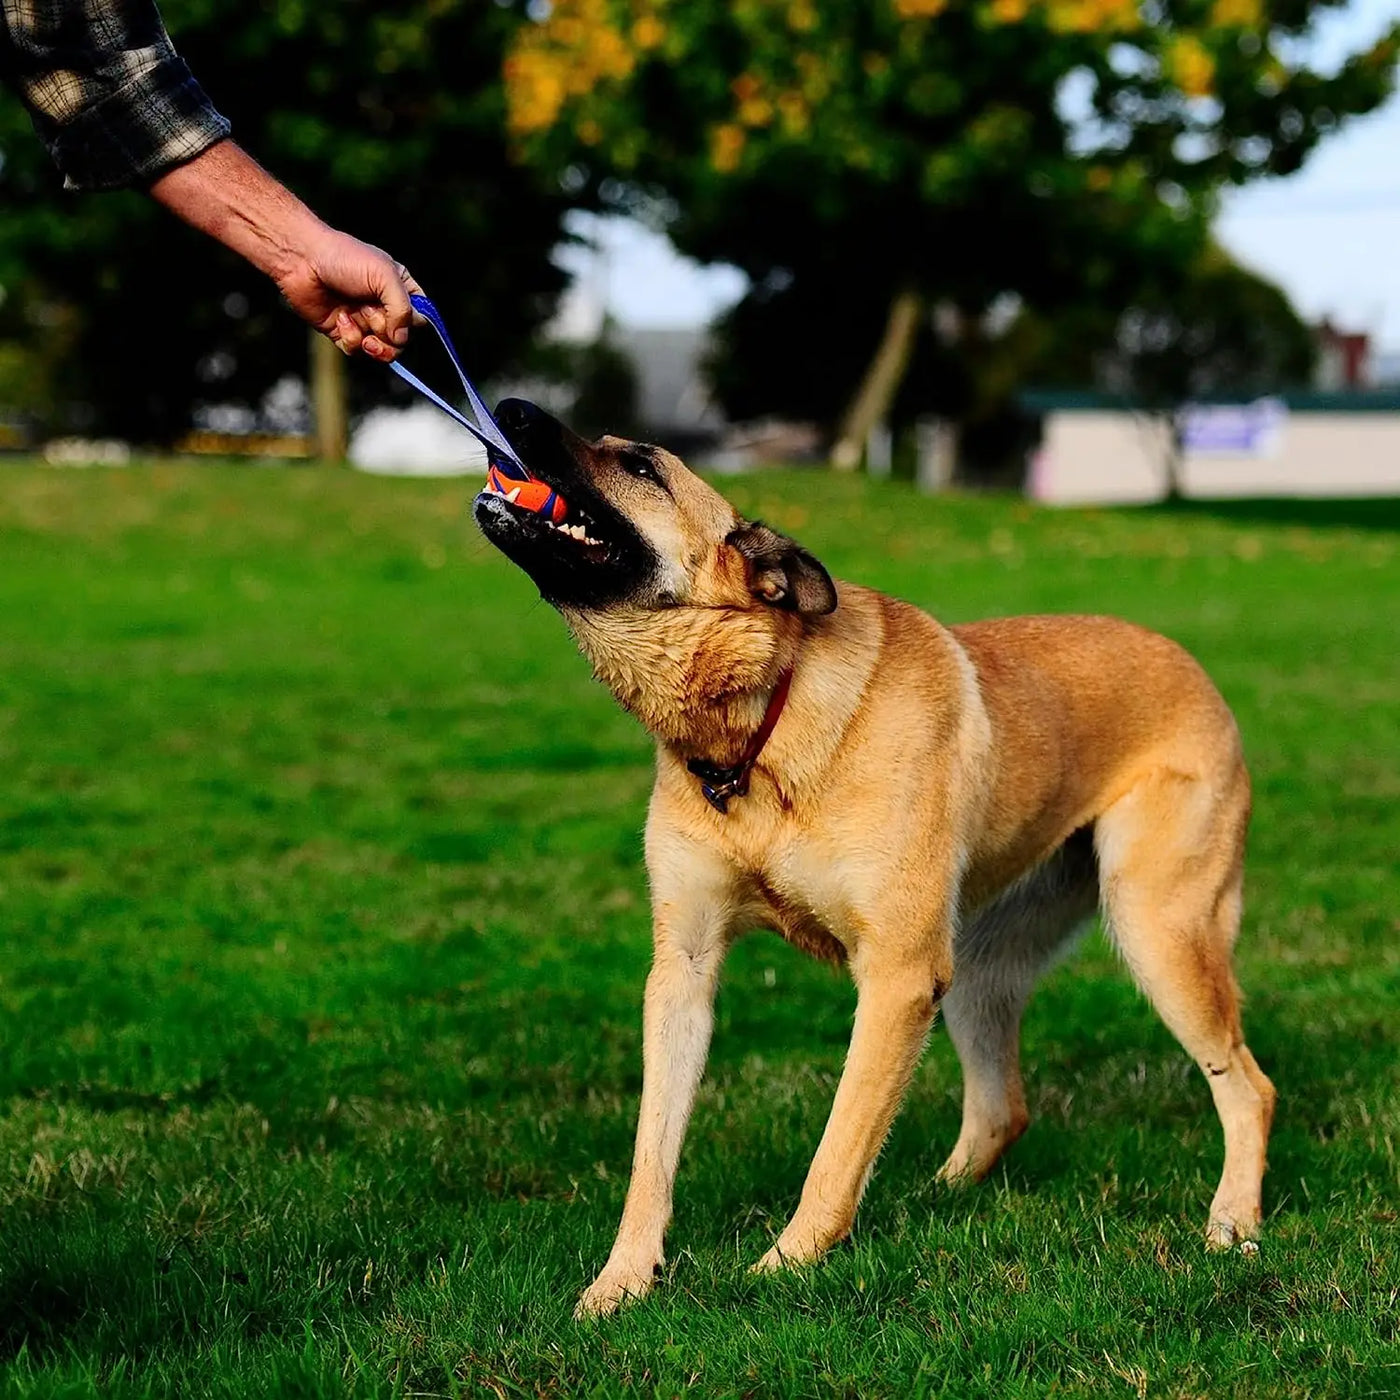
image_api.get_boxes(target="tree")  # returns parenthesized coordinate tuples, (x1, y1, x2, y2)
(1022, 243, 1318, 494)
(1031, 245, 1317, 401)
(505, 0, 1398, 461)
(709, 240, 1316, 486)
(0, 0, 574, 443)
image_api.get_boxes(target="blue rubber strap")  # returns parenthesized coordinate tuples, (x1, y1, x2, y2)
(388, 293, 531, 481)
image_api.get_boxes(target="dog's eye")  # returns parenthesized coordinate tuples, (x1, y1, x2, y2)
(620, 450, 665, 489)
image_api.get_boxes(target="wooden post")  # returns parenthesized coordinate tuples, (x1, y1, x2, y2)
(915, 416, 956, 494)
(310, 330, 348, 462)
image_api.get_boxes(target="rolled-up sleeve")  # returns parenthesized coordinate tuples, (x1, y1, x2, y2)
(1, 0, 230, 191)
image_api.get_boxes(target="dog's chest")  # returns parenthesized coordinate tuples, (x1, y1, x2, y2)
(746, 840, 863, 966)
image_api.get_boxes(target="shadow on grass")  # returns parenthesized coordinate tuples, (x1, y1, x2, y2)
(0, 1213, 399, 1371)
(1139, 496, 1400, 532)
(0, 1228, 236, 1365)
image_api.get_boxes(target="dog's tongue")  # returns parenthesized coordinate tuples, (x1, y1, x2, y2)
(484, 458, 568, 525)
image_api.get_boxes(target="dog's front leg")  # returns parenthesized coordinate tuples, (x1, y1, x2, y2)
(754, 941, 947, 1272)
(576, 840, 736, 1318)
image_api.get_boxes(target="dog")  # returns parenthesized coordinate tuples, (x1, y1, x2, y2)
(475, 400, 1276, 1318)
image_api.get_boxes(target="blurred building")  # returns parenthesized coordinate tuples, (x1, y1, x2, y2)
(1372, 350, 1400, 388)
(1314, 319, 1373, 390)
(610, 326, 727, 450)
(1025, 390, 1400, 504)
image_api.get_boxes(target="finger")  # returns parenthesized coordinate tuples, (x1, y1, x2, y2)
(375, 260, 415, 347)
(397, 264, 426, 337)
(335, 309, 364, 354)
(361, 334, 397, 362)
(358, 301, 393, 341)
(394, 270, 424, 345)
(323, 314, 354, 356)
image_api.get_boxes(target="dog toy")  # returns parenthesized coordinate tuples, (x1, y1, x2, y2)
(483, 459, 567, 523)
(387, 293, 567, 524)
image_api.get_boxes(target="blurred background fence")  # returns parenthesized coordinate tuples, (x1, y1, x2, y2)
(1, 0, 1397, 500)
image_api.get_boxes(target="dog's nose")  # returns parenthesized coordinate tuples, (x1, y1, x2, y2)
(494, 398, 546, 432)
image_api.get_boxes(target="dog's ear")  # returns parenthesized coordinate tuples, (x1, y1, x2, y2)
(727, 521, 837, 617)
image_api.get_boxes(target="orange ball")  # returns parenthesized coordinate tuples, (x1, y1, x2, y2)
(485, 463, 568, 524)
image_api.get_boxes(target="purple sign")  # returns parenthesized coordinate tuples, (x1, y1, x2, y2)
(1177, 398, 1287, 457)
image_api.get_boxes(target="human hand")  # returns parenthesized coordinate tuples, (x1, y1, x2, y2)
(275, 226, 424, 362)
(150, 143, 425, 362)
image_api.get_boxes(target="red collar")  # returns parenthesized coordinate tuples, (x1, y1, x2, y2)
(686, 665, 795, 814)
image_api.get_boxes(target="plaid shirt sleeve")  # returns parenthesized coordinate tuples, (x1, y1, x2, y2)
(0, 0, 230, 191)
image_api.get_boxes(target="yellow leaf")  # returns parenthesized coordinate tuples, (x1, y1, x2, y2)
(504, 52, 568, 135)
(1167, 34, 1215, 98)
(776, 90, 811, 136)
(895, 0, 950, 18)
(631, 14, 667, 49)
(710, 122, 747, 173)
(1045, 0, 1139, 34)
(739, 96, 775, 127)
(732, 72, 762, 102)
(1209, 0, 1259, 27)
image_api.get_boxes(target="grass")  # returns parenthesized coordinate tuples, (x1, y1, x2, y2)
(0, 461, 1395, 1399)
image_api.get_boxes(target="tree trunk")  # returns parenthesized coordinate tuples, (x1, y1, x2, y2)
(310, 330, 348, 462)
(1163, 417, 1185, 500)
(830, 287, 923, 471)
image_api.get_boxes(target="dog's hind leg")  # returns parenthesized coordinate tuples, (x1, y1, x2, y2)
(938, 833, 1099, 1184)
(1095, 761, 1276, 1250)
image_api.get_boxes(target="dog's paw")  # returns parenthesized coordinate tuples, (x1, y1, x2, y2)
(937, 1116, 1028, 1186)
(1205, 1215, 1261, 1253)
(751, 1240, 821, 1275)
(934, 1147, 987, 1187)
(750, 1245, 788, 1275)
(574, 1261, 659, 1319)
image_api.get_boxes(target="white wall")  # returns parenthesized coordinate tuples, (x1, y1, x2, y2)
(1030, 409, 1400, 504)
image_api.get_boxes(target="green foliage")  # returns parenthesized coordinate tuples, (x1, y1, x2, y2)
(0, 462, 1396, 1395)
(0, 0, 575, 442)
(508, 0, 1397, 433)
(710, 244, 1314, 484)
(1029, 246, 1319, 402)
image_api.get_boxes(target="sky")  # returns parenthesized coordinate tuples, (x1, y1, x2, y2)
(553, 0, 1400, 354)
(1217, 0, 1400, 352)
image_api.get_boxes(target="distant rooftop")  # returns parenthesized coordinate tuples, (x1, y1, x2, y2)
(1019, 388, 1400, 414)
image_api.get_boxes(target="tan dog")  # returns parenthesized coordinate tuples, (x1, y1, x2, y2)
(476, 401, 1276, 1318)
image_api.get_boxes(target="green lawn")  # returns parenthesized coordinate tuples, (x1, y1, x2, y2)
(0, 462, 1395, 1398)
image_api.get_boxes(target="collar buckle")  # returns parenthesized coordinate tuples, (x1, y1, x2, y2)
(685, 664, 794, 816)
(686, 759, 752, 814)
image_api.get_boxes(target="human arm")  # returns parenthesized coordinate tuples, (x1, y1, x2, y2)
(149, 140, 420, 361)
(1, 0, 417, 358)
(1, 0, 229, 192)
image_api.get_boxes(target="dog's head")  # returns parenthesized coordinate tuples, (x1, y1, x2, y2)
(474, 399, 837, 621)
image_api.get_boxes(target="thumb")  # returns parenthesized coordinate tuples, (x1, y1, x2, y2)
(376, 260, 415, 346)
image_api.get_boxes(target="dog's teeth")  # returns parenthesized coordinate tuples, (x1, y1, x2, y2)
(506, 488, 521, 504)
(541, 514, 604, 547)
